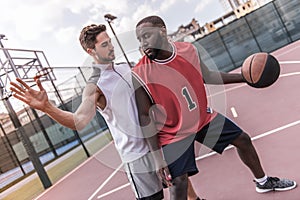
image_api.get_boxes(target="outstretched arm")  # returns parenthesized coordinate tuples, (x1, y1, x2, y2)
(10, 78, 98, 130)
(200, 56, 246, 85)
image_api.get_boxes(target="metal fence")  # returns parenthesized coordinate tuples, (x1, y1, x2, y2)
(194, 0, 300, 71)
(0, 67, 108, 190)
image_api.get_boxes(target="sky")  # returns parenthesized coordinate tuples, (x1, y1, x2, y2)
(0, 0, 229, 113)
(0, 0, 227, 67)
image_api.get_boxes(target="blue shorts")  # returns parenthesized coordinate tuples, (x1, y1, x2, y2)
(195, 113, 243, 154)
(161, 113, 242, 179)
(162, 134, 198, 179)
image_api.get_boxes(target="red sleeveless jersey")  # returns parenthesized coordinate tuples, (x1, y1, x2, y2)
(133, 42, 216, 146)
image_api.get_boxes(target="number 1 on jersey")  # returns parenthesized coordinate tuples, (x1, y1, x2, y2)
(182, 87, 197, 111)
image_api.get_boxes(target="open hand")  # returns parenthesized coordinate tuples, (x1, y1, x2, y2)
(10, 78, 49, 111)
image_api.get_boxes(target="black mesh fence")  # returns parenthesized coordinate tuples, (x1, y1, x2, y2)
(194, 0, 300, 71)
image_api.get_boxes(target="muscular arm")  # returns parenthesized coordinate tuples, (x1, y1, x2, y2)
(132, 74, 172, 186)
(10, 78, 103, 130)
(200, 56, 246, 85)
(132, 76, 159, 151)
(44, 83, 100, 130)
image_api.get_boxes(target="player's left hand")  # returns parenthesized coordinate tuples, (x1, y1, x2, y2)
(158, 164, 172, 187)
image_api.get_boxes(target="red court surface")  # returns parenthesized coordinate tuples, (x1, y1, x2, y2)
(35, 40, 300, 200)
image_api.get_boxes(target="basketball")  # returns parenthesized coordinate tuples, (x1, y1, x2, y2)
(241, 52, 280, 88)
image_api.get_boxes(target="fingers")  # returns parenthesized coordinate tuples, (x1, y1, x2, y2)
(35, 78, 44, 91)
(10, 78, 44, 95)
(16, 78, 31, 90)
(10, 82, 29, 104)
(159, 167, 172, 187)
(10, 81, 26, 94)
(12, 93, 29, 104)
(10, 86, 24, 96)
(163, 168, 172, 185)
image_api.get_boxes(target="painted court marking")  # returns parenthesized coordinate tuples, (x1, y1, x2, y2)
(230, 107, 238, 118)
(97, 183, 131, 199)
(34, 137, 113, 200)
(279, 61, 300, 64)
(88, 163, 124, 200)
(94, 119, 300, 199)
(92, 67, 300, 199)
(34, 60, 300, 200)
(196, 119, 300, 160)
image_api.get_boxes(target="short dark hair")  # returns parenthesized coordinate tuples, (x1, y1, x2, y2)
(136, 15, 166, 28)
(79, 24, 106, 52)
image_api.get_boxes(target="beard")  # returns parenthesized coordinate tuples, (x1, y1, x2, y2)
(144, 48, 161, 60)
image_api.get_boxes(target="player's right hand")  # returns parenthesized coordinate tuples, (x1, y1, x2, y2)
(10, 78, 49, 111)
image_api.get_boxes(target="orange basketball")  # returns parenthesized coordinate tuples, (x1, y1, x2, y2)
(241, 52, 280, 88)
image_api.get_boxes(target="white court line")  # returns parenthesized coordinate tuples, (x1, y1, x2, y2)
(94, 67, 300, 199)
(88, 163, 123, 200)
(280, 72, 300, 77)
(279, 61, 300, 64)
(230, 107, 238, 118)
(196, 119, 300, 161)
(95, 120, 300, 200)
(95, 119, 300, 199)
(97, 183, 131, 199)
(34, 134, 113, 200)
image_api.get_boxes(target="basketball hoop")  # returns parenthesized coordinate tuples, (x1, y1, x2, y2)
(34, 67, 53, 80)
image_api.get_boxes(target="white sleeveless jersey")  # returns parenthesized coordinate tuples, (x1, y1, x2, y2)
(94, 63, 149, 163)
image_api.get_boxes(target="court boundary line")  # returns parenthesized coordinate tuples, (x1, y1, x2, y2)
(97, 183, 131, 199)
(196, 119, 300, 160)
(92, 68, 300, 199)
(88, 163, 123, 200)
(279, 61, 300, 64)
(35, 59, 300, 199)
(95, 119, 300, 199)
(34, 135, 113, 200)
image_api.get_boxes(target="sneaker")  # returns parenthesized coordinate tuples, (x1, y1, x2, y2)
(255, 177, 297, 193)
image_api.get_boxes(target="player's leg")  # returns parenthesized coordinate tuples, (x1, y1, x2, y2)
(187, 179, 197, 200)
(230, 132, 264, 178)
(169, 174, 188, 200)
(231, 131, 296, 193)
(195, 113, 262, 174)
(163, 135, 198, 200)
(187, 179, 206, 200)
(195, 113, 296, 193)
(124, 153, 164, 200)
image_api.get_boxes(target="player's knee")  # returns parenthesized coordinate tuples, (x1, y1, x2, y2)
(169, 174, 188, 200)
(233, 132, 252, 147)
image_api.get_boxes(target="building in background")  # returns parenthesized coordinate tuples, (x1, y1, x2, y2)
(169, 0, 265, 42)
(219, 0, 272, 11)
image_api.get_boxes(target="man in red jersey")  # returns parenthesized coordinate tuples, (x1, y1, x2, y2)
(132, 15, 296, 200)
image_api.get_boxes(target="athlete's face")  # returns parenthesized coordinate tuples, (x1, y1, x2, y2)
(93, 31, 115, 64)
(136, 22, 164, 60)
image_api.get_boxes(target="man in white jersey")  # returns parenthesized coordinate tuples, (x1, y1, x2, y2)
(10, 24, 171, 200)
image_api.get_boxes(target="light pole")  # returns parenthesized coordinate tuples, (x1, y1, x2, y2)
(104, 14, 133, 68)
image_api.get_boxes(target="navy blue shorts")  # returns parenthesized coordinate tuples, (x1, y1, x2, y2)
(195, 113, 243, 154)
(162, 134, 198, 179)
